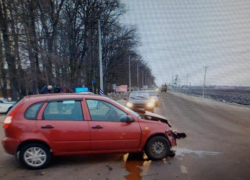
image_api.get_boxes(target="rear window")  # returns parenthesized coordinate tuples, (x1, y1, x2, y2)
(25, 102, 44, 120)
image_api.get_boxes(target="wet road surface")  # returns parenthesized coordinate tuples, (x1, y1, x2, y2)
(0, 92, 250, 180)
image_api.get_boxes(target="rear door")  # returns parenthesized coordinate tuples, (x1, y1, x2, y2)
(85, 99, 141, 152)
(37, 99, 90, 154)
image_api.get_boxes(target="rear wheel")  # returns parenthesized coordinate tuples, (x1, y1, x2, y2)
(168, 150, 176, 157)
(145, 136, 170, 160)
(19, 143, 51, 169)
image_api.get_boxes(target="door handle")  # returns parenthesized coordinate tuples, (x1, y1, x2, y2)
(41, 125, 54, 129)
(91, 125, 103, 129)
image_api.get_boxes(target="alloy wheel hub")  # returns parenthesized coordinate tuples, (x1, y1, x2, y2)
(152, 141, 165, 155)
(24, 147, 46, 167)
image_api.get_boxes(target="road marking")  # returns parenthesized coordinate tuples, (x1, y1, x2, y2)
(173, 148, 222, 158)
(161, 97, 170, 119)
(180, 165, 188, 174)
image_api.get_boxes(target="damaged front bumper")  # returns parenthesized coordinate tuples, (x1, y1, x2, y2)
(165, 130, 187, 146)
(172, 131, 187, 139)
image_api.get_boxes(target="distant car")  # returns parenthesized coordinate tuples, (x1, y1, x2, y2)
(125, 91, 156, 112)
(161, 84, 167, 92)
(2, 93, 186, 169)
(0, 100, 16, 114)
(136, 90, 159, 107)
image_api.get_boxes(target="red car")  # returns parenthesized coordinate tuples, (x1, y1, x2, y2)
(2, 94, 186, 169)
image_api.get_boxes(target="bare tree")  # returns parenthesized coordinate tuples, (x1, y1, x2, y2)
(0, 0, 155, 98)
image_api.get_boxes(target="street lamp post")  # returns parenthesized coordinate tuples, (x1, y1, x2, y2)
(186, 75, 189, 94)
(98, 19, 104, 95)
(129, 55, 131, 92)
(137, 63, 139, 90)
(142, 71, 144, 88)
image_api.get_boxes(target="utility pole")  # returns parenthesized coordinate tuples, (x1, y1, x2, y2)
(142, 71, 144, 88)
(175, 75, 178, 92)
(179, 78, 181, 92)
(172, 73, 174, 87)
(202, 66, 208, 98)
(186, 75, 189, 94)
(129, 55, 131, 92)
(137, 63, 139, 90)
(98, 19, 104, 95)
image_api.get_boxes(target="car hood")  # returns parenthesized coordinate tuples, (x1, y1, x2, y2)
(128, 99, 149, 104)
(144, 111, 167, 120)
(139, 111, 186, 139)
(137, 110, 172, 127)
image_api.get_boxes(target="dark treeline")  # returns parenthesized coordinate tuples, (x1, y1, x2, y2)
(0, 0, 155, 100)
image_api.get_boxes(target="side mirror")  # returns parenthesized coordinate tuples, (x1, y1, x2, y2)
(120, 115, 135, 123)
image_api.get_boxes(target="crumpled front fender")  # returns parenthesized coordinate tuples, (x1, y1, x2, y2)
(172, 131, 187, 139)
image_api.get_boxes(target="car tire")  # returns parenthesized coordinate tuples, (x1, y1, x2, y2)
(145, 136, 170, 160)
(129, 152, 144, 160)
(19, 143, 51, 169)
(168, 150, 176, 157)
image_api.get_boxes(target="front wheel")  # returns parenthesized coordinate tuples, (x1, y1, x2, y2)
(19, 143, 51, 169)
(145, 136, 170, 160)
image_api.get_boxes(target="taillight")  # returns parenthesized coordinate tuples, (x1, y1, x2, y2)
(3, 102, 24, 129)
(3, 116, 12, 129)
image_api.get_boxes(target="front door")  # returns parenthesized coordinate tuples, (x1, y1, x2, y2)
(37, 99, 90, 154)
(86, 99, 141, 152)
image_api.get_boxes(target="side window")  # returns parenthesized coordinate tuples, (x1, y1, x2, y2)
(25, 102, 44, 120)
(86, 100, 127, 121)
(43, 100, 83, 121)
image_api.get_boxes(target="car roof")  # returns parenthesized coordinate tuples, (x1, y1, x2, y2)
(23, 93, 109, 102)
(77, 92, 95, 94)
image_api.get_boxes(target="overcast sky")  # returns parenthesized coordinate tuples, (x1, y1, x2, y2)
(120, 0, 250, 87)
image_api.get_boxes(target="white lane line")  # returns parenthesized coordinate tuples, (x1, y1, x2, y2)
(180, 165, 188, 174)
(161, 98, 170, 119)
(173, 148, 222, 158)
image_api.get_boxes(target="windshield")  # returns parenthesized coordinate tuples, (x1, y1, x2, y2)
(149, 92, 157, 96)
(129, 92, 150, 99)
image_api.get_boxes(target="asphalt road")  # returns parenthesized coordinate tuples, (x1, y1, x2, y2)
(0, 92, 250, 180)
